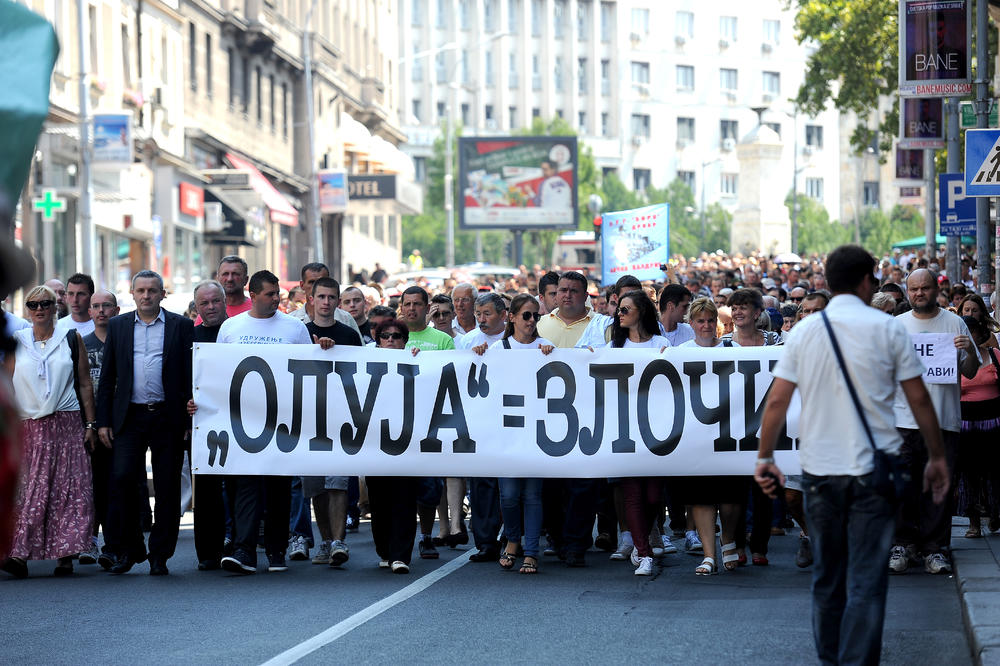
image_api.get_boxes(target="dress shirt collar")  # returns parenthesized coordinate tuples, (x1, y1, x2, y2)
(134, 308, 166, 325)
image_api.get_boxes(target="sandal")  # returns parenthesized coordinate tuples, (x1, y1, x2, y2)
(499, 550, 517, 570)
(752, 553, 769, 566)
(519, 557, 538, 574)
(721, 543, 739, 571)
(695, 556, 717, 576)
(966, 526, 983, 538)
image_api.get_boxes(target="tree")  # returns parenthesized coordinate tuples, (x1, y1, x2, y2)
(788, 193, 852, 255)
(860, 204, 925, 256)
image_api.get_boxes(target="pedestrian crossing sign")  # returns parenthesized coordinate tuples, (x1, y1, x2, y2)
(965, 129, 1000, 196)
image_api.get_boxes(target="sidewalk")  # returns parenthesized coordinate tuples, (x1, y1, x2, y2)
(952, 517, 1000, 665)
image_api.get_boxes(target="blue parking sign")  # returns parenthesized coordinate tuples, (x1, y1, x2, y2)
(939, 173, 976, 236)
(965, 129, 1000, 196)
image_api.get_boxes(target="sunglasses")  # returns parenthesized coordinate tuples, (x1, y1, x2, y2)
(616, 306, 632, 316)
(789, 297, 804, 303)
(430, 311, 454, 318)
(519, 311, 541, 322)
(26, 300, 55, 311)
(379, 332, 405, 341)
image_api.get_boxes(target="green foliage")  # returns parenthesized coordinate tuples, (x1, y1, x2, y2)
(788, 193, 852, 255)
(861, 204, 925, 256)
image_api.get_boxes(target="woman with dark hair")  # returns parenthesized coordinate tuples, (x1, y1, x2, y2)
(959, 294, 999, 348)
(957, 315, 1000, 537)
(473, 293, 553, 573)
(366, 320, 419, 573)
(602, 290, 669, 575)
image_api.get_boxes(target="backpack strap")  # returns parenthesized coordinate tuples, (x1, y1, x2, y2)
(502, 337, 511, 350)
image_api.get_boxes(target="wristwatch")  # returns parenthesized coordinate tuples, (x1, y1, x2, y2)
(85, 422, 97, 431)
(755, 457, 774, 465)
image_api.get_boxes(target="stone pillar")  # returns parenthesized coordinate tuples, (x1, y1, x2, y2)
(730, 124, 791, 256)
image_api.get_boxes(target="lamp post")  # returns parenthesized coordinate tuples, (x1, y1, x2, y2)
(303, 0, 322, 264)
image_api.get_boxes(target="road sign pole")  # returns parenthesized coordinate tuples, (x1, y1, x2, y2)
(976, 0, 993, 294)
(946, 99, 960, 284)
(925, 149, 936, 260)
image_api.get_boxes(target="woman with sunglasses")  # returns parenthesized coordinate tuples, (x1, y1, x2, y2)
(366, 320, 420, 573)
(1, 285, 97, 578)
(473, 294, 553, 574)
(603, 290, 669, 575)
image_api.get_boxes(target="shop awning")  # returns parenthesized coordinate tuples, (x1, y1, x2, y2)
(224, 152, 299, 227)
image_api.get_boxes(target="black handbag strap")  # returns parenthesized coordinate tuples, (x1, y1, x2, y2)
(820, 310, 878, 451)
(502, 337, 511, 350)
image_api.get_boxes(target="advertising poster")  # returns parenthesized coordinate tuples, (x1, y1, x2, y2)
(896, 147, 925, 182)
(93, 112, 133, 164)
(898, 0, 971, 96)
(600, 203, 669, 285)
(899, 97, 945, 148)
(458, 136, 578, 229)
(318, 169, 348, 213)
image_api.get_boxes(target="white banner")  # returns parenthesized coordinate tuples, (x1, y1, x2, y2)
(910, 333, 959, 384)
(192, 344, 802, 477)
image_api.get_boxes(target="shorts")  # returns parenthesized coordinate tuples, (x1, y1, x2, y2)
(302, 475, 350, 497)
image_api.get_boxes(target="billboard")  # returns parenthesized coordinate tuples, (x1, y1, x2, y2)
(318, 169, 348, 213)
(600, 203, 669, 285)
(93, 112, 133, 164)
(898, 0, 971, 96)
(899, 97, 944, 149)
(896, 147, 925, 182)
(458, 136, 578, 229)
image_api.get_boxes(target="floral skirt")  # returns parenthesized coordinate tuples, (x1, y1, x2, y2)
(3, 411, 93, 560)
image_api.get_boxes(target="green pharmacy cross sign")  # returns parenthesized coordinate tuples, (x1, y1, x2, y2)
(32, 189, 67, 220)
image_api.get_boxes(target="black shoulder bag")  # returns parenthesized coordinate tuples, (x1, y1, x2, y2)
(820, 311, 910, 502)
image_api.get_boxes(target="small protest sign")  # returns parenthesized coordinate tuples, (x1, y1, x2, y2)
(910, 333, 958, 384)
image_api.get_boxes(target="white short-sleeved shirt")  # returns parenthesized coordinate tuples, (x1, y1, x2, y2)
(678, 338, 740, 349)
(605, 334, 671, 349)
(892, 308, 979, 432)
(772, 294, 925, 476)
(488, 336, 554, 350)
(455, 328, 504, 350)
(217, 310, 312, 345)
(57, 316, 96, 337)
(664, 322, 695, 347)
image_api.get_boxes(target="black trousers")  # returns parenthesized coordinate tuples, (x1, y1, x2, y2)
(108, 405, 184, 561)
(89, 443, 112, 547)
(229, 475, 291, 559)
(736, 482, 774, 555)
(542, 478, 598, 555)
(895, 428, 959, 554)
(469, 477, 501, 549)
(366, 477, 416, 564)
(595, 479, 618, 538)
(193, 474, 227, 563)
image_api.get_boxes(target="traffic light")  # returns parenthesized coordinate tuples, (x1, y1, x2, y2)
(593, 215, 602, 241)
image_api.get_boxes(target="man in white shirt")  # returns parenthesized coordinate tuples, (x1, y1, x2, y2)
(890, 268, 979, 575)
(534, 161, 571, 208)
(450, 283, 476, 336)
(757, 245, 948, 666)
(289, 262, 361, 336)
(57, 273, 96, 336)
(455, 293, 507, 350)
(658, 284, 695, 347)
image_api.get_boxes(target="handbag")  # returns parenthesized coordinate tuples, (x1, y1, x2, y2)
(820, 311, 910, 502)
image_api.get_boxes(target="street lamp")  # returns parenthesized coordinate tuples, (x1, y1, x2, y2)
(303, 0, 322, 263)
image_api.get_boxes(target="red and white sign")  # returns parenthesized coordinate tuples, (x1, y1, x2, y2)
(179, 182, 205, 218)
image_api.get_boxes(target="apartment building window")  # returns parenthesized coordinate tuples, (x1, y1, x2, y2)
(205, 34, 212, 97)
(388, 215, 399, 248)
(765, 121, 781, 137)
(763, 71, 780, 95)
(485, 105, 494, 125)
(863, 181, 880, 207)
(678, 170, 695, 191)
(189, 23, 197, 91)
(412, 0, 422, 25)
(601, 59, 610, 94)
(437, 102, 446, 118)
(720, 68, 737, 91)
(532, 107, 541, 118)
(631, 61, 650, 85)
(436, 52, 447, 83)
(359, 216, 370, 235)
(578, 111, 586, 133)
(509, 53, 519, 88)
(677, 117, 695, 142)
(631, 114, 651, 138)
(602, 166, 618, 181)
(414, 157, 427, 182)
(485, 51, 494, 86)
(554, 0, 565, 38)
(460, 0, 470, 29)
(484, 0, 495, 31)
(554, 56, 563, 91)
(121, 25, 132, 87)
(806, 177, 824, 200)
(282, 82, 288, 138)
(600, 1, 613, 41)
(676, 65, 694, 90)
(806, 124, 824, 148)
(578, 57, 588, 93)
(556, 109, 564, 119)
(675, 10, 694, 39)
(436, 0, 447, 28)
(532, 55, 541, 90)
(461, 103, 470, 125)
(631, 7, 649, 35)
(721, 173, 738, 196)
(227, 48, 236, 108)
(509, 105, 517, 128)
(601, 112, 609, 135)
(508, 0, 518, 33)
(374, 215, 385, 242)
(720, 16, 737, 43)
(269, 74, 275, 131)
(720, 119, 739, 141)
(461, 50, 470, 84)
(255, 66, 263, 124)
(633, 168, 651, 191)
(161, 34, 169, 87)
(241, 56, 250, 114)
(577, 3, 587, 36)
(763, 19, 780, 44)
(412, 99, 422, 123)
(532, 0, 542, 36)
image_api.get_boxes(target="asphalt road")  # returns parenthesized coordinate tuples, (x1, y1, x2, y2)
(0, 515, 971, 665)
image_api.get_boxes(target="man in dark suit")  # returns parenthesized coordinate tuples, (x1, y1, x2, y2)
(97, 270, 194, 575)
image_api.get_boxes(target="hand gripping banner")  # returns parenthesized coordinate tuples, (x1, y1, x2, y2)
(191, 344, 802, 477)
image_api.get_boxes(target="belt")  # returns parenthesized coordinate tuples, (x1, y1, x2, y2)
(129, 402, 166, 412)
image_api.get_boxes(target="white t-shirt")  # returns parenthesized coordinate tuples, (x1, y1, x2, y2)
(605, 334, 671, 349)
(539, 176, 571, 208)
(57, 316, 96, 337)
(217, 310, 312, 345)
(679, 338, 740, 348)
(664, 322, 695, 347)
(892, 308, 979, 432)
(455, 328, 505, 350)
(772, 294, 925, 476)
(488, 336, 554, 350)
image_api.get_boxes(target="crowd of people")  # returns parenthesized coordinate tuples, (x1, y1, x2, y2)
(0, 247, 990, 607)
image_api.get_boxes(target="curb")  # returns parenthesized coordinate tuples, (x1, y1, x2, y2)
(951, 520, 1000, 665)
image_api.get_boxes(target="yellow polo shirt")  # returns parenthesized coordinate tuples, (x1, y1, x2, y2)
(536, 308, 596, 348)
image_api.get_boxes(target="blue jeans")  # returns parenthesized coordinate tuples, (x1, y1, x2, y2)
(499, 478, 543, 558)
(803, 472, 896, 666)
(289, 477, 314, 546)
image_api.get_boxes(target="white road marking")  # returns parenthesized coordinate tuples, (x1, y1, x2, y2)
(259, 550, 474, 665)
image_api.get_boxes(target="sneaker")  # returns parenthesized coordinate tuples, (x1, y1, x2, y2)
(79, 543, 99, 565)
(661, 534, 678, 555)
(97, 552, 116, 571)
(634, 556, 654, 576)
(924, 552, 952, 574)
(594, 532, 616, 552)
(630, 544, 642, 567)
(888, 545, 909, 573)
(288, 535, 309, 561)
(330, 540, 350, 566)
(312, 541, 332, 565)
(418, 536, 439, 560)
(610, 531, 634, 561)
(543, 536, 558, 557)
(795, 536, 813, 568)
(391, 560, 409, 574)
(378, 559, 390, 569)
(685, 530, 703, 554)
(267, 552, 288, 572)
(221, 548, 256, 575)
